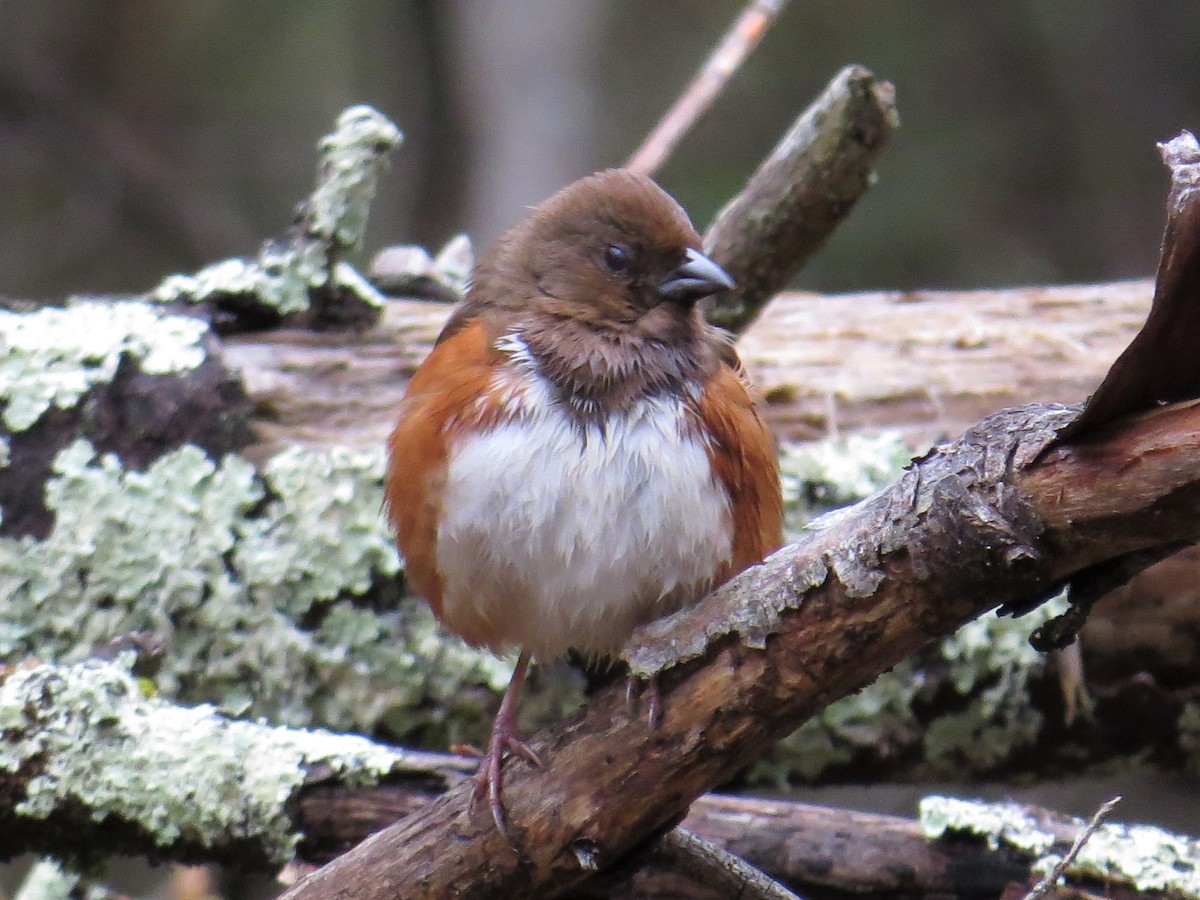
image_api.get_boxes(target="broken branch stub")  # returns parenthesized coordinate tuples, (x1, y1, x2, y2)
(703, 65, 899, 335)
(1057, 131, 1200, 441)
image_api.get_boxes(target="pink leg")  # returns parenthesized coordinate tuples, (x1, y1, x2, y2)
(470, 650, 543, 834)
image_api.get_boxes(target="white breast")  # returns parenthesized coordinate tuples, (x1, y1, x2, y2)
(435, 348, 733, 660)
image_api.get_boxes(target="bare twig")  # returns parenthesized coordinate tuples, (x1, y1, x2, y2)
(626, 0, 789, 177)
(1023, 797, 1122, 900)
(646, 828, 802, 900)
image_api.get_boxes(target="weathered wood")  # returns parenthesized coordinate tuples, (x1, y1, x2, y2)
(0, 660, 1179, 898)
(704, 64, 899, 334)
(1060, 133, 1200, 440)
(223, 279, 1153, 458)
(274, 133, 1200, 898)
(745, 280, 1151, 446)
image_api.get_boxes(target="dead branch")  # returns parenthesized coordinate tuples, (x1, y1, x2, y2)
(626, 0, 789, 178)
(222, 278, 1150, 459)
(1024, 797, 1122, 900)
(634, 829, 800, 900)
(0, 661, 1183, 899)
(704, 64, 899, 334)
(374, 61, 897, 338)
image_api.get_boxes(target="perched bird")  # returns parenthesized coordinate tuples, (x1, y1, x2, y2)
(385, 169, 783, 832)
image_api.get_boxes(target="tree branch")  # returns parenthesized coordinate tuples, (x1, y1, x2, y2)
(625, 0, 789, 178)
(270, 394, 1200, 899)
(703, 64, 899, 334)
(3, 659, 1194, 898)
(373, 63, 899, 341)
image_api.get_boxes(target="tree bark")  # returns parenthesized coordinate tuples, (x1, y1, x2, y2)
(703, 64, 899, 334)
(225, 278, 1151, 458)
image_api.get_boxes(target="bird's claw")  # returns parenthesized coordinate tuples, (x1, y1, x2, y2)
(625, 673, 662, 728)
(468, 727, 542, 837)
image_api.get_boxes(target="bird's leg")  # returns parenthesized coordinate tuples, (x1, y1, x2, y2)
(625, 672, 662, 727)
(470, 650, 543, 834)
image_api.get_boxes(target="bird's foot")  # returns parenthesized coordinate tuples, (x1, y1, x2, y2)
(469, 709, 543, 836)
(625, 673, 662, 727)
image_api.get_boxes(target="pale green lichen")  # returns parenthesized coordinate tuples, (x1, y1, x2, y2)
(920, 795, 1200, 894)
(920, 795, 1056, 853)
(0, 659, 414, 862)
(1042, 821, 1200, 893)
(750, 590, 1066, 786)
(0, 299, 208, 431)
(150, 238, 387, 317)
(0, 439, 509, 741)
(309, 105, 403, 250)
(235, 445, 400, 619)
(151, 106, 400, 316)
(920, 591, 1067, 769)
(12, 859, 108, 900)
(779, 432, 912, 533)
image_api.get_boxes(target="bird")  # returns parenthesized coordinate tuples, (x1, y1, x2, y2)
(384, 168, 783, 833)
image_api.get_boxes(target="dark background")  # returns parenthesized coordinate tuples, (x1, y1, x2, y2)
(2, 1, 1198, 302)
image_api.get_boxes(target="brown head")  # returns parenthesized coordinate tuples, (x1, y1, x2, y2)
(459, 169, 735, 405)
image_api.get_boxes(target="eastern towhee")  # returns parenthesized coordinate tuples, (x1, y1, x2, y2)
(385, 169, 783, 832)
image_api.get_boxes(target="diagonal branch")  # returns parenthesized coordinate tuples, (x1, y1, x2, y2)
(703, 65, 898, 334)
(278, 133, 1200, 899)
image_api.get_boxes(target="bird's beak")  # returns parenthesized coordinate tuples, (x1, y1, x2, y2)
(658, 248, 735, 303)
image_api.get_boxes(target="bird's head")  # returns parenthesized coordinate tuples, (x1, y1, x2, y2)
(471, 169, 734, 342)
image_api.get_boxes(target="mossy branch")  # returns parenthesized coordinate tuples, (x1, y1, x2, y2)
(274, 394, 1200, 898)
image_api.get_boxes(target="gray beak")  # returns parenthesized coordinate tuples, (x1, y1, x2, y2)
(658, 248, 735, 303)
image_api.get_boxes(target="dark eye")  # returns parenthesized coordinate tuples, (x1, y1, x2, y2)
(603, 243, 633, 274)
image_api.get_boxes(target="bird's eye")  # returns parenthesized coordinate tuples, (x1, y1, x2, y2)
(603, 243, 633, 274)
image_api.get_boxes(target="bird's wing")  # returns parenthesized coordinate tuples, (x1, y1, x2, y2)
(385, 317, 506, 622)
(692, 359, 785, 582)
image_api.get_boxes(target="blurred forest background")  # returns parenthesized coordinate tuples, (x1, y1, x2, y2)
(3, 0, 1200, 303)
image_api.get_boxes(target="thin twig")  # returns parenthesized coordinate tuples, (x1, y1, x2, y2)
(626, 0, 789, 177)
(1024, 796, 1122, 900)
(650, 827, 803, 900)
